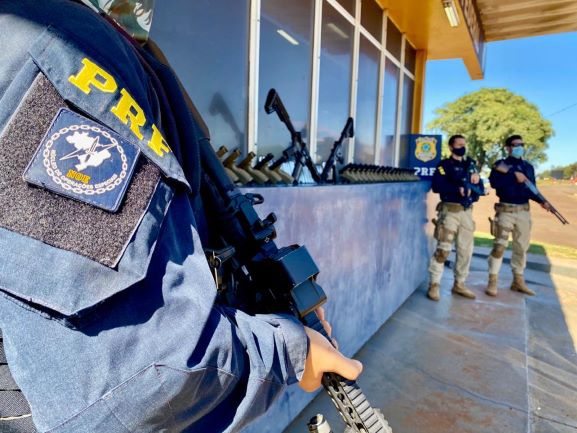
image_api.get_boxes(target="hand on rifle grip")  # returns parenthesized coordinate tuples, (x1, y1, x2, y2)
(299, 326, 363, 392)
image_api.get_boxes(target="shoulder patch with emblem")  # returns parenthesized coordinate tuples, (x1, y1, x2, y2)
(438, 166, 446, 175)
(23, 108, 140, 212)
(0, 73, 162, 267)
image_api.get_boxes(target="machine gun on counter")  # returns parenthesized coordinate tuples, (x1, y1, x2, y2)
(265, 89, 321, 184)
(320, 117, 354, 184)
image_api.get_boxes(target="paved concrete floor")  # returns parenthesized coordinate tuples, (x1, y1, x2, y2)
(283, 254, 577, 433)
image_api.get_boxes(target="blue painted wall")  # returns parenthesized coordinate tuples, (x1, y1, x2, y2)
(240, 181, 431, 433)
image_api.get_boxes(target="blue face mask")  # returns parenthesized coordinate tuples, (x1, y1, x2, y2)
(511, 146, 525, 159)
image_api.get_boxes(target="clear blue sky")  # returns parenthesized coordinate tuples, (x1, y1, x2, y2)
(423, 31, 577, 173)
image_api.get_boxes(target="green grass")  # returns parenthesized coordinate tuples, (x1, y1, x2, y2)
(475, 232, 577, 261)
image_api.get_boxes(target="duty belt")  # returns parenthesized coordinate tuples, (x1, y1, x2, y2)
(438, 202, 467, 212)
(495, 203, 530, 212)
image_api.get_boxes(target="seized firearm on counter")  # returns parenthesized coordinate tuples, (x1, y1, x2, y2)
(264, 88, 321, 184)
(192, 100, 393, 433)
(320, 117, 354, 184)
(495, 163, 569, 225)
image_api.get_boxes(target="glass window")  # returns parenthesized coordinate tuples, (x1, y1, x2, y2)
(405, 42, 417, 74)
(354, 36, 379, 164)
(398, 76, 415, 168)
(150, 0, 250, 152)
(257, 0, 314, 158)
(380, 59, 400, 166)
(361, 0, 383, 41)
(317, 1, 354, 163)
(335, 0, 356, 16)
(386, 17, 402, 60)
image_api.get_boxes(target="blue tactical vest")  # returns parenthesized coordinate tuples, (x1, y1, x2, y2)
(0, 1, 308, 432)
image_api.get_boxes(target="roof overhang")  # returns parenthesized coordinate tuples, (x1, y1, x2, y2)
(476, 0, 577, 42)
(377, 0, 486, 79)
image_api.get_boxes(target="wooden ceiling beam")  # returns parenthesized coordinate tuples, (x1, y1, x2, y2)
(484, 14, 577, 32)
(477, 0, 577, 15)
(481, 5, 577, 23)
(485, 14, 577, 33)
(486, 22, 577, 41)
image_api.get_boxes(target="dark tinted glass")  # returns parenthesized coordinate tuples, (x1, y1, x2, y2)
(380, 59, 400, 166)
(151, 0, 250, 152)
(361, 0, 383, 41)
(258, 0, 314, 157)
(398, 76, 415, 167)
(335, 0, 356, 16)
(317, 2, 354, 163)
(386, 17, 402, 60)
(405, 42, 417, 74)
(354, 36, 379, 164)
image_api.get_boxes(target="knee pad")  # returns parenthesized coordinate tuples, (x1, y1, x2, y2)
(491, 244, 505, 259)
(434, 248, 450, 263)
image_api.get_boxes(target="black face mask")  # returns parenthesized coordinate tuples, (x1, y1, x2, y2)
(451, 147, 466, 157)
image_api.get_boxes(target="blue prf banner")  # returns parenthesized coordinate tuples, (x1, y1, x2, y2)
(408, 134, 442, 179)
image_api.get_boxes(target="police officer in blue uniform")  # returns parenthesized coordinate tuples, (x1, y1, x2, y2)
(0, 1, 362, 432)
(427, 135, 484, 301)
(485, 135, 550, 297)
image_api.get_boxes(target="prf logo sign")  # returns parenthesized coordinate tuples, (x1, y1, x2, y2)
(24, 108, 140, 212)
(408, 134, 441, 179)
(414, 136, 438, 163)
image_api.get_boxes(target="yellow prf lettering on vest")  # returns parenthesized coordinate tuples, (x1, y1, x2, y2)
(68, 58, 118, 95)
(148, 124, 171, 157)
(111, 89, 146, 140)
(69, 58, 172, 158)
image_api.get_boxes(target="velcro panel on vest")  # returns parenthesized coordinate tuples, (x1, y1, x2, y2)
(0, 73, 161, 268)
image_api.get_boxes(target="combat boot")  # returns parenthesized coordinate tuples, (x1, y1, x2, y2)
(451, 281, 476, 299)
(510, 273, 535, 296)
(485, 274, 498, 297)
(427, 282, 440, 301)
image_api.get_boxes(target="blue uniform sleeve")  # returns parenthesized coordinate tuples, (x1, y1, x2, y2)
(184, 305, 308, 433)
(489, 164, 515, 190)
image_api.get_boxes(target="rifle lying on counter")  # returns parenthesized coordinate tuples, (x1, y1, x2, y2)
(195, 105, 393, 433)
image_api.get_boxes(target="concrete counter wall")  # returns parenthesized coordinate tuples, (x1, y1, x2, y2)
(240, 181, 432, 433)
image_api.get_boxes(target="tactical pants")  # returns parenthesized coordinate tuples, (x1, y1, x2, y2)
(488, 205, 532, 275)
(428, 203, 475, 284)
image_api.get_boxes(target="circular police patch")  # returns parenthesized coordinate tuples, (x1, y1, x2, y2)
(24, 108, 140, 212)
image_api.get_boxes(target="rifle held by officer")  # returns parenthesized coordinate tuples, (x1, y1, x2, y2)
(265, 89, 321, 184)
(495, 163, 569, 225)
(195, 110, 392, 433)
(460, 158, 486, 209)
(320, 117, 354, 184)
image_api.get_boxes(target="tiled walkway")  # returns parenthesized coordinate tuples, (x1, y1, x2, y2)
(284, 254, 577, 433)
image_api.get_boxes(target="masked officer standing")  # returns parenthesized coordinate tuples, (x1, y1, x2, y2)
(427, 135, 484, 301)
(0, 1, 363, 432)
(485, 135, 550, 297)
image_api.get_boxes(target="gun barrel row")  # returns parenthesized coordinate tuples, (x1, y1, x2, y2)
(215, 149, 420, 186)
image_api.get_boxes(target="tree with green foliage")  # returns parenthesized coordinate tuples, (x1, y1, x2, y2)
(427, 88, 553, 171)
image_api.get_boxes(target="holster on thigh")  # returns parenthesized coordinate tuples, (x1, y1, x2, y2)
(490, 215, 510, 259)
(432, 216, 454, 263)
